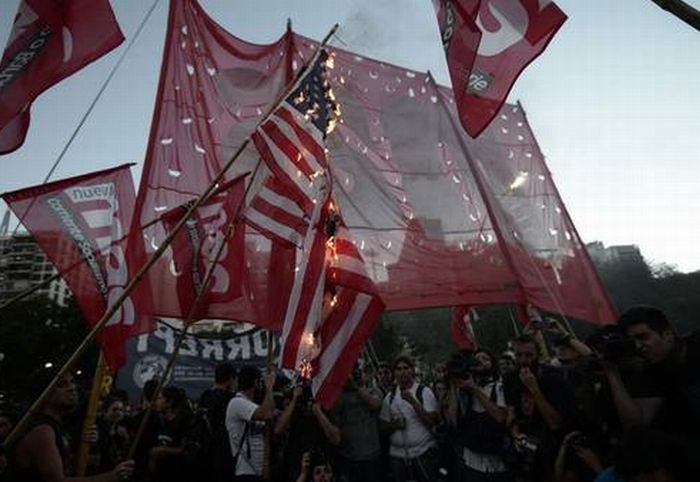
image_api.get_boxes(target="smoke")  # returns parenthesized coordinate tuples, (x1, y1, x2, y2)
(333, 0, 448, 81)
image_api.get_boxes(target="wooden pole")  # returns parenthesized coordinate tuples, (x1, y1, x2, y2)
(75, 352, 107, 476)
(262, 331, 275, 480)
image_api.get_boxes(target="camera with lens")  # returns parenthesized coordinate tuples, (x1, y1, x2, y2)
(583, 327, 637, 371)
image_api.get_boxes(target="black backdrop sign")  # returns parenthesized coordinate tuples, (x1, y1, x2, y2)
(116, 320, 277, 402)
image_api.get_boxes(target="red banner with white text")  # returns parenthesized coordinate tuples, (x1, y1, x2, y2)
(0, 0, 124, 154)
(2, 164, 152, 368)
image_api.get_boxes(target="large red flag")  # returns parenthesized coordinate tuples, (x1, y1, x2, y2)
(133, 0, 615, 327)
(160, 174, 248, 322)
(0, 0, 124, 154)
(2, 164, 152, 368)
(436, 0, 567, 137)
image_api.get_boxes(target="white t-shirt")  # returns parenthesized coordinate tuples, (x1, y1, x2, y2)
(379, 381, 437, 459)
(225, 393, 265, 476)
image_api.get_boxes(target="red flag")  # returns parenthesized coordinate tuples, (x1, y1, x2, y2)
(161, 174, 248, 322)
(1, 164, 152, 369)
(436, 0, 567, 137)
(451, 305, 478, 350)
(432, 0, 482, 119)
(0, 0, 124, 154)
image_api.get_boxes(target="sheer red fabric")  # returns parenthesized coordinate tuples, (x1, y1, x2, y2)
(132, 0, 615, 328)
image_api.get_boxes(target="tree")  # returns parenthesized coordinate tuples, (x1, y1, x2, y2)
(0, 297, 95, 403)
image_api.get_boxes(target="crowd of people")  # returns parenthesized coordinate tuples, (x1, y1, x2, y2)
(0, 305, 698, 482)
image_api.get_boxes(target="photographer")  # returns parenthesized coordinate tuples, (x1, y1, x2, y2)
(275, 379, 340, 482)
(444, 350, 512, 482)
(604, 306, 700, 447)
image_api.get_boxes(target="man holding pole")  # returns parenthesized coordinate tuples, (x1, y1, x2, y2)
(7, 372, 135, 481)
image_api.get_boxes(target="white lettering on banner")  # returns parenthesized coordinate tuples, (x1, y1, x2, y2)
(476, 1, 528, 57)
(0, 25, 51, 91)
(200, 339, 225, 360)
(136, 322, 276, 362)
(180, 336, 199, 357)
(153, 323, 176, 353)
(197, 202, 230, 295)
(467, 68, 493, 93)
(441, 0, 456, 50)
(46, 197, 109, 295)
(252, 330, 268, 357)
(226, 336, 251, 360)
(66, 183, 137, 328)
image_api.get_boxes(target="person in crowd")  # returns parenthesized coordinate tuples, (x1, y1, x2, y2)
(604, 306, 700, 448)
(374, 361, 393, 396)
(148, 386, 192, 482)
(444, 350, 512, 482)
(498, 352, 517, 378)
(433, 378, 449, 406)
(379, 354, 439, 482)
(128, 378, 161, 481)
(504, 334, 573, 482)
(330, 363, 383, 482)
(275, 380, 341, 482)
(8, 372, 134, 481)
(92, 396, 130, 474)
(198, 362, 237, 482)
(225, 365, 276, 482)
(296, 448, 335, 482)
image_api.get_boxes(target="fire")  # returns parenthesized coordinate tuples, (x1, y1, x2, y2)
(299, 359, 313, 379)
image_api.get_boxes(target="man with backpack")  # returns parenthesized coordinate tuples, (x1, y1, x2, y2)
(225, 366, 275, 481)
(379, 354, 439, 481)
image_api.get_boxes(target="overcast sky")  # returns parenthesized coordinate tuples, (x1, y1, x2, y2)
(1, 0, 699, 272)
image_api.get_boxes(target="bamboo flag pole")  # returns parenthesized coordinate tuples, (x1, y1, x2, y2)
(75, 352, 107, 476)
(262, 330, 275, 481)
(125, 23, 339, 460)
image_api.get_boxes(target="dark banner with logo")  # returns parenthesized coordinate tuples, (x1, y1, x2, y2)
(116, 319, 277, 402)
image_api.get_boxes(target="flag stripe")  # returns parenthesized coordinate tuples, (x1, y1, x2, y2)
(251, 130, 316, 215)
(276, 105, 327, 167)
(312, 294, 384, 407)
